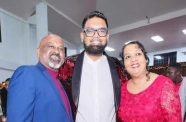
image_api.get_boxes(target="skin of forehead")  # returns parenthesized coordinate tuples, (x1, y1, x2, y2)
(124, 44, 142, 54)
(39, 34, 64, 48)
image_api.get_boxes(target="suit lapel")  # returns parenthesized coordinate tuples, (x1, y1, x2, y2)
(36, 63, 69, 114)
(107, 56, 121, 110)
(71, 52, 121, 111)
(71, 52, 84, 107)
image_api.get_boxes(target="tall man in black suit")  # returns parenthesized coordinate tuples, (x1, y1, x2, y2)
(59, 11, 127, 122)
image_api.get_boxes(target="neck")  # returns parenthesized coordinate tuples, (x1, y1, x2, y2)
(86, 52, 103, 61)
(131, 72, 150, 85)
(47, 67, 58, 72)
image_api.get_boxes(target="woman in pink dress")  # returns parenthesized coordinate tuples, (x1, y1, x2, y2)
(118, 41, 182, 122)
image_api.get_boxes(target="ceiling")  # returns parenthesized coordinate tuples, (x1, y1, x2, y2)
(1, 0, 186, 58)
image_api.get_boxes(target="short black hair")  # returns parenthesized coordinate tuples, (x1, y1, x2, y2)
(82, 11, 108, 28)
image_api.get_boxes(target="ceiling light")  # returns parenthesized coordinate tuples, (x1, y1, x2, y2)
(182, 29, 186, 35)
(105, 47, 115, 52)
(154, 55, 163, 60)
(151, 35, 164, 42)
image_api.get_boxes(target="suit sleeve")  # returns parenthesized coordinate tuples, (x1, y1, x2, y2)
(7, 66, 36, 122)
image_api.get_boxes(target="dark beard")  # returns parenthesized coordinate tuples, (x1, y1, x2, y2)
(84, 43, 107, 55)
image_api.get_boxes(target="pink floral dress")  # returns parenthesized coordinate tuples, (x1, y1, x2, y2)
(118, 75, 182, 122)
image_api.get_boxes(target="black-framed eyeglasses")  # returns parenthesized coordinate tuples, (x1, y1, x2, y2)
(83, 28, 108, 37)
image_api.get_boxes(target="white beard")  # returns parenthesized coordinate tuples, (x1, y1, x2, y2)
(48, 61, 62, 70)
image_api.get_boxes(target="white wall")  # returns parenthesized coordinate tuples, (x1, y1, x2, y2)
(0, 9, 37, 82)
(0, 8, 78, 82)
(177, 47, 186, 62)
(0, 68, 14, 82)
(63, 40, 78, 56)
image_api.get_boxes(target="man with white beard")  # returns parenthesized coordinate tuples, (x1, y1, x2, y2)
(7, 34, 74, 122)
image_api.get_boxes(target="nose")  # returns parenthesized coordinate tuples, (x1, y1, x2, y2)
(53, 47, 60, 53)
(130, 55, 137, 62)
(93, 31, 99, 37)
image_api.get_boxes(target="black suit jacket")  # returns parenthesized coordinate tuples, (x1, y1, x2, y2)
(59, 51, 127, 119)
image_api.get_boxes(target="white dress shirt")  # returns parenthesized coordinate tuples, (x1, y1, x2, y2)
(76, 53, 116, 122)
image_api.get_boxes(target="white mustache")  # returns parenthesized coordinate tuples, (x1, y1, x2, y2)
(50, 54, 61, 61)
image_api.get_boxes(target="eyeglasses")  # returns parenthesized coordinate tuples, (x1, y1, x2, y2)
(83, 28, 108, 37)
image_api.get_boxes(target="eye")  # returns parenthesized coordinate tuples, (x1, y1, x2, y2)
(48, 45, 55, 49)
(98, 28, 106, 33)
(59, 47, 64, 52)
(85, 28, 94, 33)
(124, 55, 131, 60)
(136, 52, 142, 56)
